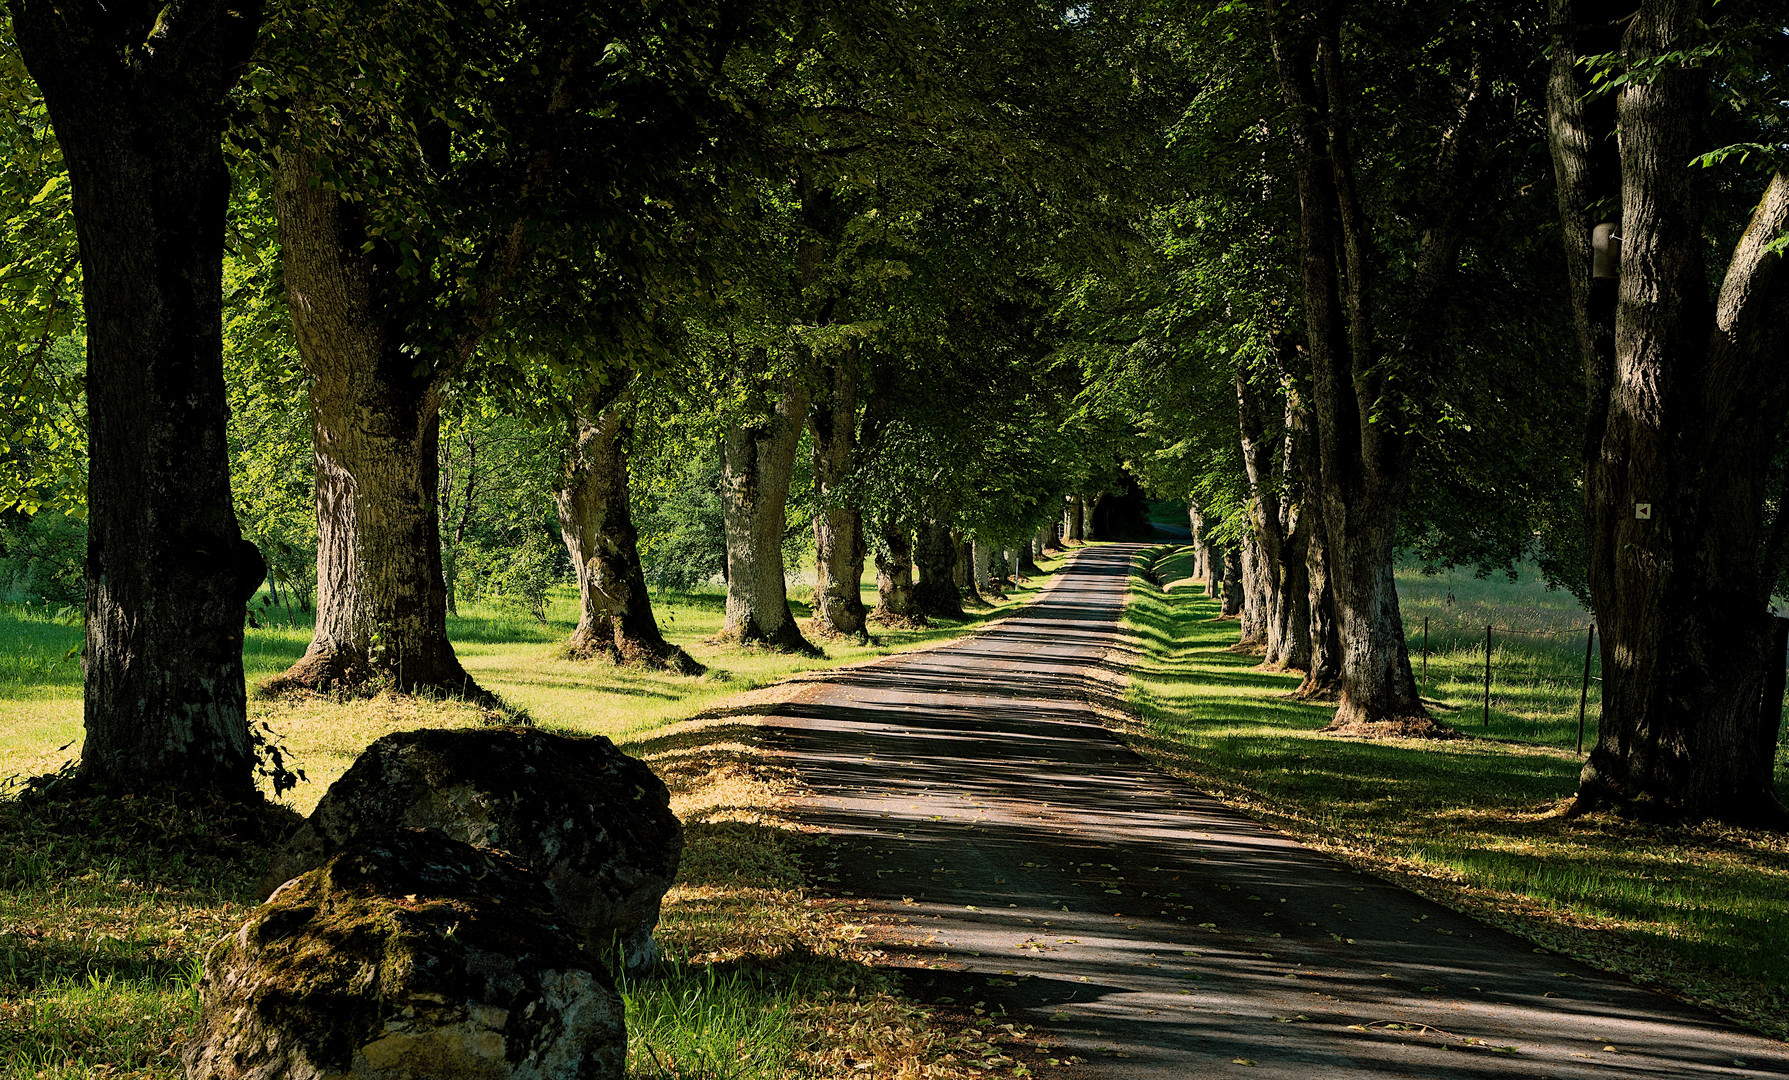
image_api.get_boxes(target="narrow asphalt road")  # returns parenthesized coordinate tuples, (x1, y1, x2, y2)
(766, 544, 1789, 1079)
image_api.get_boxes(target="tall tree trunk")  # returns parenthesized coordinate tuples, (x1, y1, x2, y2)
(971, 540, 999, 600)
(1548, 0, 1789, 824)
(1236, 368, 1284, 652)
(266, 153, 481, 699)
(1288, 381, 1337, 692)
(872, 518, 924, 623)
(1019, 538, 1042, 576)
(11, 0, 266, 797)
(555, 384, 701, 673)
(1272, 524, 1313, 671)
(720, 379, 817, 653)
(1066, 497, 1085, 543)
(1237, 536, 1271, 645)
(1267, 1, 1473, 732)
(1220, 548, 1244, 617)
(913, 521, 963, 618)
(810, 355, 867, 639)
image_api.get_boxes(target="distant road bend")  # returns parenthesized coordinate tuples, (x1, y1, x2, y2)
(767, 544, 1789, 1079)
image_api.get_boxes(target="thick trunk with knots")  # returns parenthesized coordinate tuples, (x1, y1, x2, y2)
(555, 388, 701, 673)
(913, 521, 963, 618)
(872, 518, 924, 624)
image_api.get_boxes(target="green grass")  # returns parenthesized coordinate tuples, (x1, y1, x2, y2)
(621, 958, 805, 1079)
(0, 560, 1063, 1078)
(1397, 565, 1601, 746)
(1119, 544, 1789, 1037)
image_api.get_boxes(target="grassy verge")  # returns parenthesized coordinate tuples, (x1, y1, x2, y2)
(0, 556, 1069, 1078)
(1108, 544, 1789, 1041)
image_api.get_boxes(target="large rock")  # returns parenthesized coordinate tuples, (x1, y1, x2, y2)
(186, 829, 623, 1080)
(263, 728, 680, 972)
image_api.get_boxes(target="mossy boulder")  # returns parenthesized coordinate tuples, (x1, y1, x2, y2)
(262, 727, 680, 972)
(186, 829, 622, 1080)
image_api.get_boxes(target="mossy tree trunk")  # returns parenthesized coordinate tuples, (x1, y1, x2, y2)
(555, 381, 701, 673)
(11, 0, 267, 798)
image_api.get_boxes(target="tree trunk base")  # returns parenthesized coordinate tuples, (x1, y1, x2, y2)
(869, 608, 930, 630)
(1226, 640, 1270, 657)
(1292, 676, 1340, 702)
(261, 645, 501, 710)
(1321, 713, 1456, 739)
(1566, 778, 1789, 829)
(561, 623, 705, 675)
(715, 618, 823, 657)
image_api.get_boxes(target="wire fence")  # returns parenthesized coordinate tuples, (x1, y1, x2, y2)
(1410, 616, 1601, 754)
(1413, 616, 1789, 755)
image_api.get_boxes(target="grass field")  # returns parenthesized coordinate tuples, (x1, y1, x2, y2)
(0, 561, 1065, 1079)
(1120, 545, 1789, 1039)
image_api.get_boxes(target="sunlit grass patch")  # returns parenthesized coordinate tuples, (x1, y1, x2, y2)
(1117, 544, 1789, 1038)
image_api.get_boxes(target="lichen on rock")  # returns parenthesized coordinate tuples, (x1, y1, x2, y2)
(185, 829, 623, 1079)
(261, 727, 681, 972)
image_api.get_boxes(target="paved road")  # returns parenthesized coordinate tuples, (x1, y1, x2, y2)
(767, 545, 1789, 1078)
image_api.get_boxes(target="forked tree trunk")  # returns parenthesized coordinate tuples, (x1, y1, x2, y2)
(913, 521, 963, 618)
(555, 385, 701, 673)
(1268, 2, 1472, 732)
(721, 379, 817, 653)
(12, 0, 267, 798)
(810, 355, 867, 639)
(1549, 0, 1789, 824)
(266, 152, 481, 699)
(872, 518, 924, 623)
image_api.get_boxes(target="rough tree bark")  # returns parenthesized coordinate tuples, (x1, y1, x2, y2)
(1235, 369, 1281, 652)
(809, 353, 868, 639)
(1290, 381, 1340, 695)
(9, 0, 267, 797)
(1220, 549, 1244, 617)
(1019, 537, 1042, 576)
(555, 381, 701, 673)
(872, 518, 924, 624)
(1237, 537, 1271, 646)
(912, 521, 964, 618)
(266, 152, 483, 699)
(1548, 0, 1789, 823)
(721, 378, 818, 653)
(1267, 1, 1481, 732)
